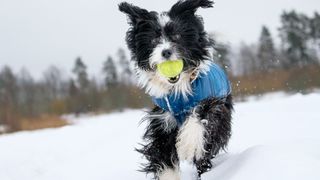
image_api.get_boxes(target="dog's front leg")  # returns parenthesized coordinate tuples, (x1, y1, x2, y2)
(176, 95, 233, 178)
(176, 110, 207, 163)
(138, 106, 181, 180)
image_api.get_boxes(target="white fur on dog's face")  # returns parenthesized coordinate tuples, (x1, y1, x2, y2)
(149, 39, 179, 70)
(149, 13, 178, 69)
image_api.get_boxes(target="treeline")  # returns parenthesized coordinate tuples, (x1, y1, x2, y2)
(0, 48, 151, 133)
(1, 10, 320, 133)
(212, 10, 320, 97)
(214, 10, 320, 75)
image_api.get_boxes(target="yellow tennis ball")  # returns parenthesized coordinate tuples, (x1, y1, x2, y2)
(157, 60, 184, 78)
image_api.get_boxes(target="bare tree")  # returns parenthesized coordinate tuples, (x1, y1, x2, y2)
(43, 65, 64, 100)
(117, 48, 133, 85)
(238, 43, 259, 75)
(102, 56, 118, 88)
(17, 68, 36, 117)
(0, 66, 18, 130)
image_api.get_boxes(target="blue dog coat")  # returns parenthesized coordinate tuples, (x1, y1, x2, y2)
(152, 62, 231, 126)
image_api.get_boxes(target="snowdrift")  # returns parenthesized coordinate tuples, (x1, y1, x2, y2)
(0, 93, 320, 180)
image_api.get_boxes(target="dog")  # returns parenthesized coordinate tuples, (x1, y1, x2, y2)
(119, 0, 233, 179)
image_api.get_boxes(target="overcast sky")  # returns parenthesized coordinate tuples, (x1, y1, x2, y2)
(1, 0, 320, 79)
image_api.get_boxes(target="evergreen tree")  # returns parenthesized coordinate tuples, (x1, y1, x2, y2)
(71, 58, 90, 113)
(310, 12, 320, 61)
(257, 26, 277, 71)
(102, 56, 118, 88)
(68, 79, 78, 96)
(67, 79, 80, 114)
(72, 57, 89, 91)
(279, 10, 315, 68)
(310, 12, 320, 41)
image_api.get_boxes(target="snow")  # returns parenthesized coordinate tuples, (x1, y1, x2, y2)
(0, 93, 320, 180)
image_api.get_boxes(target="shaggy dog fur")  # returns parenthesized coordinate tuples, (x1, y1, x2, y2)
(119, 0, 233, 179)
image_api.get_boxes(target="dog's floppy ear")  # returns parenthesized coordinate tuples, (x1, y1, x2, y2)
(119, 2, 155, 25)
(169, 0, 214, 17)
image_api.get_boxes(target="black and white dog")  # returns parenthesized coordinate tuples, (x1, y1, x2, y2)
(119, 0, 233, 179)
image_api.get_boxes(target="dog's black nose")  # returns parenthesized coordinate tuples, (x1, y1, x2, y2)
(162, 49, 172, 59)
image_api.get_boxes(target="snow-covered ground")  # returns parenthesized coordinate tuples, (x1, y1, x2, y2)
(0, 93, 320, 180)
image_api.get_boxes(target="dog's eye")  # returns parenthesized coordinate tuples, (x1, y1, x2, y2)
(151, 37, 160, 45)
(171, 34, 181, 42)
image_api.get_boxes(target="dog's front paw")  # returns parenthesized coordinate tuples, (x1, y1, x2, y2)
(176, 114, 207, 162)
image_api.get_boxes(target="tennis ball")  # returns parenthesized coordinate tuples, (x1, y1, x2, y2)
(157, 60, 184, 78)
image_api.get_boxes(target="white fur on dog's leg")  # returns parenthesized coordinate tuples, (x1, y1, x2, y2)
(158, 167, 180, 180)
(176, 114, 206, 162)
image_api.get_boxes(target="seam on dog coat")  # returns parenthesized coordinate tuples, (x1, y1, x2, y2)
(152, 62, 231, 126)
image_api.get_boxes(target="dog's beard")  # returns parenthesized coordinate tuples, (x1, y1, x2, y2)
(136, 67, 192, 99)
(136, 59, 213, 99)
